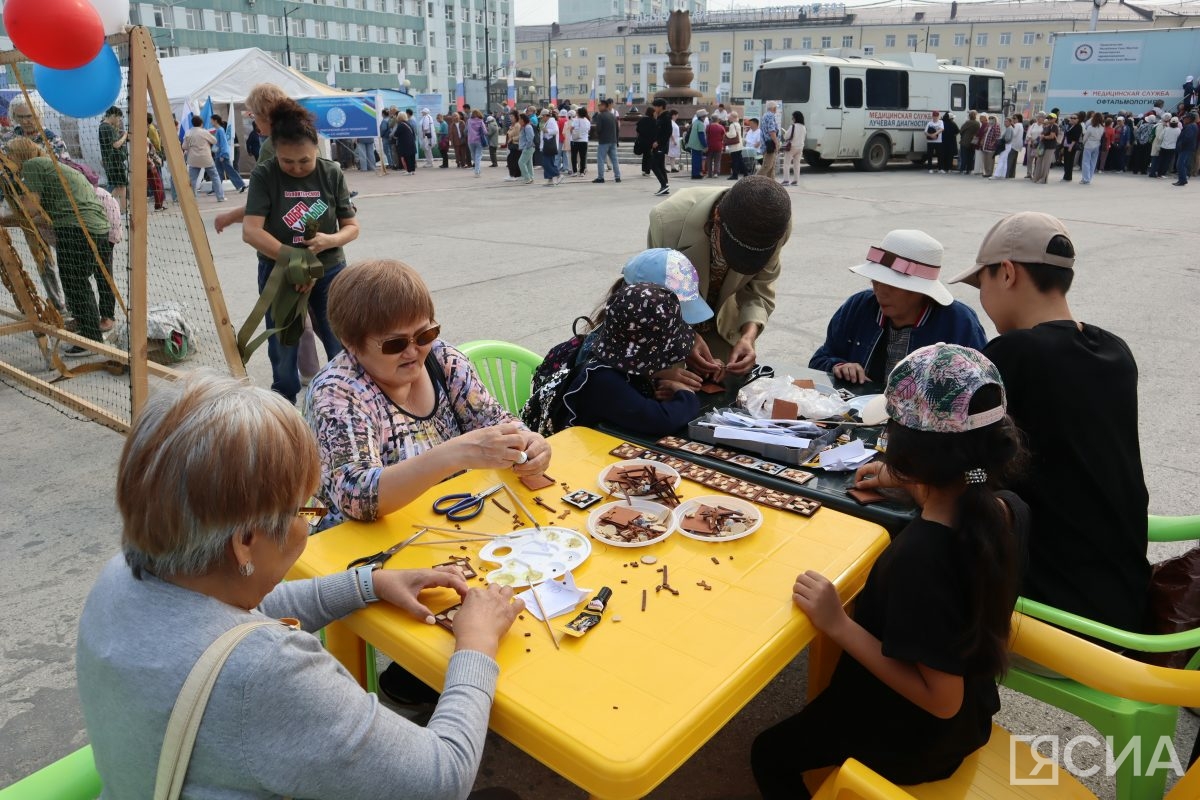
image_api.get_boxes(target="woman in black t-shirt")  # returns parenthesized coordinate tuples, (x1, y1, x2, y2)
(752, 344, 1028, 797)
(243, 98, 360, 403)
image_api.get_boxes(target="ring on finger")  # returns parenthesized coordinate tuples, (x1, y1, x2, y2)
(514, 450, 529, 465)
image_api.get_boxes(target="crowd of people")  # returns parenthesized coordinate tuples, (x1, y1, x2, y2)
(5, 76, 1177, 798)
(921, 100, 1200, 187)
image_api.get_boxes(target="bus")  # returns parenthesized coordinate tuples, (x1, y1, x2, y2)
(752, 51, 1005, 171)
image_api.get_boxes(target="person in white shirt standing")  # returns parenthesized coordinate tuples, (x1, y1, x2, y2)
(1024, 113, 1045, 180)
(924, 111, 943, 172)
(419, 108, 435, 167)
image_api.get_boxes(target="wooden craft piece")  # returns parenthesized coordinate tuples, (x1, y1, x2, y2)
(519, 473, 556, 491)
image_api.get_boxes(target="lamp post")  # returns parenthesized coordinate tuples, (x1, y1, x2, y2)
(282, 2, 302, 68)
(483, 0, 491, 111)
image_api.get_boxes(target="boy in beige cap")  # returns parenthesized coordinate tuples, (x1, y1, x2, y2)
(948, 211, 1149, 634)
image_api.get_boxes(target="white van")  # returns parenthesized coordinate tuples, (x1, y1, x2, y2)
(752, 52, 1006, 170)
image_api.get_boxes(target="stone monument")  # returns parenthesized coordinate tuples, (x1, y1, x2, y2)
(654, 10, 702, 103)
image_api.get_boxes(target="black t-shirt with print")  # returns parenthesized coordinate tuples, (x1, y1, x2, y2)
(984, 321, 1150, 632)
(789, 494, 1028, 783)
(245, 157, 354, 268)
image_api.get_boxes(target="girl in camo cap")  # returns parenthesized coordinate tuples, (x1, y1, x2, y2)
(753, 343, 1030, 796)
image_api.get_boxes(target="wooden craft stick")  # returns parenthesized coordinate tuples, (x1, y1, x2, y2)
(410, 524, 504, 538)
(504, 485, 543, 532)
(528, 582, 560, 650)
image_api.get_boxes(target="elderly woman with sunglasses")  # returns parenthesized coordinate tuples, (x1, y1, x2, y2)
(305, 259, 552, 533)
(77, 371, 525, 799)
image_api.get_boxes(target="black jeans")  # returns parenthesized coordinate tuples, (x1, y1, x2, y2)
(640, 144, 653, 175)
(1063, 145, 1076, 179)
(650, 150, 669, 188)
(55, 226, 114, 342)
(488, 145, 498, 166)
(506, 144, 521, 177)
(570, 141, 588, 173)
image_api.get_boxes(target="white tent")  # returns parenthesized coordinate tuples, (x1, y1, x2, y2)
(157, 48, 341, 108)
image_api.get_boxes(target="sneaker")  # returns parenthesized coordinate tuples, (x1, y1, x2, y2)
(654, 186, 670, 196)
(238, 186, 247, 194)
(928, 169, 936, 174)
(523, 179, 534, 184)
(614, 177, 622, 183)
(591, 178, 605, 183)
(554, 175, 562, 185)
(504, 176, 517, 181)
(62, 345, 91, 359)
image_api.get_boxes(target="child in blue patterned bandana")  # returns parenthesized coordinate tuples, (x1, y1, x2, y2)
(559, 282, 700, 436)
(752, 343, 1029, 797)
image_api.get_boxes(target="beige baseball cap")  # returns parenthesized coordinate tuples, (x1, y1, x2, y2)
(948, 211, 1075, 287)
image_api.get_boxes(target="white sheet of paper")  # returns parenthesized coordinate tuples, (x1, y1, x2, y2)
(819, 440, 877, 471)
(518, 571, 590, 621)
(713, 425, 811, 448)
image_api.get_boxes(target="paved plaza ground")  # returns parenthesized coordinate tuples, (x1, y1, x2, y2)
(2, 160, 1198, 797)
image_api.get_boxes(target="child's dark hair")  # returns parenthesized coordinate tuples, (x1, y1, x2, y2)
(983, 234, 1074, 294)
(585, 277, 626, 331)
(270, 98, 319, 145)
(883, 384, 1028, 677)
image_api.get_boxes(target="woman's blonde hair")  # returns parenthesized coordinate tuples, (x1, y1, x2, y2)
(117, 371, 319, 578)
(245, 83, 289, 118)
(6, 137, 42, 164)
(327, 260, 436, 351)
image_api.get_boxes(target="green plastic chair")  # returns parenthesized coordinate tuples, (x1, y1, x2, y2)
(457, 340, 543, 416)
(0, 746, 100, 799)
(1003, 514, 1200, 800)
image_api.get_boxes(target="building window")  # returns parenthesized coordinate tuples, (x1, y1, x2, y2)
(427, 1, 433, 16)
(317, 54, 330, 72)
(907, 34, 917, 48)
(564, 65, 573, 77)
(375, 26, 385, 43)
(433, 32, 439, 46)
(743, 39, 753, 51)
(597, 55, 606, 67)
(1016, 80, 1029, 93)
(359, 25, 369, 42)
(699, 81, 709, 93)
(563, 48, 571, 57)
(615, 63, 624, 74)
(884, 34, 895, 47)
(289, 17, 306, 37)
(801, 37, 811, 49)
(973, 57, 986, 68)
(700, 41, 709, 52)
(1023, 32, 1036, 45)
(445, 4, 454, 19)
(213, 11, 231, 32)
(821, 36, 831, 48)
(633, 44, 641, 55)
(742, 59, 753, 71)
(359, 56, 371, 72)
(951, 58, 962, 66)
(413, 58, 423, 71)
(633, 64, 640, 75)
(580, 65, 588, 77)
(699, 61, 709, 73)
(721, 51, 731, 64)
(954, 33, 966, 46)
(976, 33, 988, 46)
(1044, 55, 1051, 70)
(863, 45, 874, 56)
(153, 5, 173, 27)
(1038, 80, 1047, 92)
(999, 32, 1011, 45)
(242, 14, 257, 33)
(339, 55, 352, 72)
(381, 58, 393, 73)
(741, 80, 752, 93)
(780, 37, 790, 49)
(268, 16, 282, 36)
(520, 49, 527, 60)
(648, 43, 657, 54)
(184, 7, 203, 29)
(581, 48, 587, 57)
(615, 44, 624, 56)
(315, 20, 328, 38)
(928, 33, 939, 48)
(842, 36, 853, 47)
(1019, 56, 1031, 69)
(763, 38, 772, 49)
(997, 57, 1009, 70)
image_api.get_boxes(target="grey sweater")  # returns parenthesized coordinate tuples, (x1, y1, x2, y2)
(77, 556, 499, 799)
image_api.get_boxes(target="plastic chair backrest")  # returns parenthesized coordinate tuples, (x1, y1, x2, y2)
(458, 339, 543, 416)
(0, 746, 101, 800)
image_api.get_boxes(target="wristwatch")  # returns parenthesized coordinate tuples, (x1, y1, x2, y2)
(354, 564, 381, 603)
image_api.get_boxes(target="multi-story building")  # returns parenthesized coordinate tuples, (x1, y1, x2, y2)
(124, 0, 515, 96)
(558, 0, 706, 26)
(518, 1, 1200, 110)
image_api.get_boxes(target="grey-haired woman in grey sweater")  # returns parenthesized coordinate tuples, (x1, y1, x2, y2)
(76, 372, 524, 799)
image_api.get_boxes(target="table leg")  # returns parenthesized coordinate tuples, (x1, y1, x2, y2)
(322, 620, 368, 687)
(807, 631, 841, 701)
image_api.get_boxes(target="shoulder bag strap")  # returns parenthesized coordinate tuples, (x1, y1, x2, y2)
(153, 620, 287, 800)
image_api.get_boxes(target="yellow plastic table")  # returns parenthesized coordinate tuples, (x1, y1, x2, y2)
(289, 427, 890, 800)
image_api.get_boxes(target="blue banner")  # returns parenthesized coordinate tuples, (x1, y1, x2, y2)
(414, 93, 444, 113)
(298, 95, 378, 139)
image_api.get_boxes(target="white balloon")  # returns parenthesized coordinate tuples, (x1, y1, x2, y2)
(89, 0, 128, 35)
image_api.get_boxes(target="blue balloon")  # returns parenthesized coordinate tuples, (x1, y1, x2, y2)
(33, 46, 121, 120)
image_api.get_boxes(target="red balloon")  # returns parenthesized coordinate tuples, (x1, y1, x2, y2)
(4, 0, 104, 70)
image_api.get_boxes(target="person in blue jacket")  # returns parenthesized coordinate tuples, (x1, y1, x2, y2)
(560, 282, 699, 436)
(809, 229, 986, 384)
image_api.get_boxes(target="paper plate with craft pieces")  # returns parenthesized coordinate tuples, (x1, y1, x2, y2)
(586, 499, 677, 548)
(674, 496, 764, 542)
(598, 459, 682, 501)
(479, 528, 592, 587)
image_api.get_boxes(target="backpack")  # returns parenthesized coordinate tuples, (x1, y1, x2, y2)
(519, 316, 593, 436)
(1135, 122, 1155, 146)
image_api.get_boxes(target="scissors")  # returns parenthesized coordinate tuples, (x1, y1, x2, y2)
(346, 528, 428, 569)
(432, 483, 505, 522)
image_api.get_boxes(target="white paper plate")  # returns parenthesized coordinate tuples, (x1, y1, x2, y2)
(479, 527, 591, 587)
(598, 458, 682, 498)
(586, 499, 676, 548)
(673, 495, 764, 543)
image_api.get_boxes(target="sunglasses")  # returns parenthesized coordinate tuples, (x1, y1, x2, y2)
(378, 323, 440, 355)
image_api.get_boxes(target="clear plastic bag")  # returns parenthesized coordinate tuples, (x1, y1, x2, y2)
(736, 376, 850, 420)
